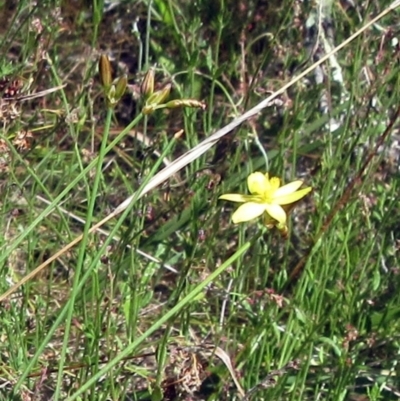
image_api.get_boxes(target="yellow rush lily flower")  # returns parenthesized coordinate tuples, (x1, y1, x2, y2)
(219, 172, 312, 232)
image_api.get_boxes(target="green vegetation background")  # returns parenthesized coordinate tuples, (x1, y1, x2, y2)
(0, 0, 399, 400)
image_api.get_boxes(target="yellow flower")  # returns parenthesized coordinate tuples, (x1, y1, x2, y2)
(219, 172, 312, 231)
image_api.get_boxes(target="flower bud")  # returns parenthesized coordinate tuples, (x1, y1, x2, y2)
(142, 104, 157, 115)
(114, 74, 127, 100)
(140, 68, 155, 100)
(165, 99, 206, 110)
(99, 54, 112, 88)
(105, 75, 127, 107)
(145, 83, 171, 107)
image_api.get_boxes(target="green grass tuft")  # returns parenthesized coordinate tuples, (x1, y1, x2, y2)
(0, 1, 400, 400)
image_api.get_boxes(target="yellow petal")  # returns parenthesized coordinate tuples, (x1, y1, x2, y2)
(231, 202, 267, 223)
(269, 176, 281, 191)
(273, 180, 303, 198)
(272, 186, 312, 205)
(264, 203, 287, 224)
(219, 194, 259, 203)
(247, 172, 270, 195)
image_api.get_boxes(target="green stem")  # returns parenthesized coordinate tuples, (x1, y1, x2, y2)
(53, 108, 113, 401)
(0, 113, 144, 267)
(66, 241, 253, 401)
(13, 125, 176, 393)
